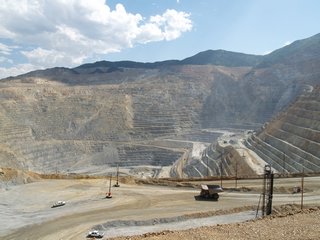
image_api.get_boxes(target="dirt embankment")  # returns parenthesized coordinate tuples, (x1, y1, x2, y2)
(0, 167, 41, 188)
(110, 205, 320, 240)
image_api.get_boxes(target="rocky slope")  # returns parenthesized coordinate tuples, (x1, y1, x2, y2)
(0, 33, 320, 177)
(201, 33, 320, 127)
(244, 86, 320, 174)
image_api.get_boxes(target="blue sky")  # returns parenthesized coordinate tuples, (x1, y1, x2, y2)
(0, 0, 319, 79)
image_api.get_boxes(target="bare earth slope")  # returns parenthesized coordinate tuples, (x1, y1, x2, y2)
(111, 207, 320, 240)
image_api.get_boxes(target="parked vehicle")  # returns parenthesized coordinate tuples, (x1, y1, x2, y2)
(51, 201, 66, 208)
(87, 230, 104, 238)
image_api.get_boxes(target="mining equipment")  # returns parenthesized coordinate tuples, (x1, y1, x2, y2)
(51, 201, 66, 208)
(106, 175, 113, 199)
(195, 184, 223, 201)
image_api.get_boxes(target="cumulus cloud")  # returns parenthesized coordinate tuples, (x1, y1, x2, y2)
(21, 47, 86, 67)
(0, 0, 192, 78)
(136, 9, 192, 43)
(0, 64, 40, 79)
(0, 42, 13, 55)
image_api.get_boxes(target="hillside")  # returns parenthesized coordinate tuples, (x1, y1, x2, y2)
(201, 33, 320, 127)
(257, 33, 320, 68)
(0, 33, 320, 177)
(181, 49, 262, 67)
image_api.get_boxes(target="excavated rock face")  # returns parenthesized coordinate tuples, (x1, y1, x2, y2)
(245, 86, 320, 174)
(0, 33, 320, 176)
(0, 65, 237, 174)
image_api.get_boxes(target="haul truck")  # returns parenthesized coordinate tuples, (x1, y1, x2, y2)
(198, 184, 223, 201)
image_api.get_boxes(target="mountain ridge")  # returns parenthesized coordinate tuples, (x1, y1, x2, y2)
(2, 33, 320, 81)
(257, 33, 320, 68)
(2, 49, 259, 82)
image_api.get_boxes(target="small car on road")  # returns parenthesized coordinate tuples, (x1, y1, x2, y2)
(87, 230, 104, 238)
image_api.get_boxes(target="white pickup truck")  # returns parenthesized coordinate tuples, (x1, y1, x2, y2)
(87, 230, 104, 238)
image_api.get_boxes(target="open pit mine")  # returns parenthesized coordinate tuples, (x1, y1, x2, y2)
(1, 33, 320, 240)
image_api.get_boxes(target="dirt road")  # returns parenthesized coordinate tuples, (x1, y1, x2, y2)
(1, 176, 319, 239)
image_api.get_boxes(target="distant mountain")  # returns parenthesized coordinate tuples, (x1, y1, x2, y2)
(198, 33, 320, 127)
(75, 60, 181, 70)
(257, 33, 320, 68)
(181, 49, 263, 67)
(74, 50, 263, 71)
(1, 48, 266, 82)
(2, 33, 320, 81)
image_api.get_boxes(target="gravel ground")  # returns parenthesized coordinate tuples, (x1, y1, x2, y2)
(110, 206, 320, 240)
(1, 176, 319, 239)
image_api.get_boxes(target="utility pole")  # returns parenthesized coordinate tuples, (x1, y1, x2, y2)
(220, 155, 223, 188)
(301, 160, 304, 210)
(235, 158, 238, 189)
(283, 152, 286, 175)
(262, 169, 267, 217)
(206, 153, 209, 178)
(114, 163, 120, 187)
(236, 151, 244, 189)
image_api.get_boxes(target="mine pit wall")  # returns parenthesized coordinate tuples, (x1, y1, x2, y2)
(172, 141, 260, 179)
(244, 85, 320, 174)
(215, 143, 257, 178)
(170, 149, 192, 178)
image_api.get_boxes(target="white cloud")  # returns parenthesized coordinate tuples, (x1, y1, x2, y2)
(21, 47, 86, 67)
(0, 64, 41, 79)
(0, 0, 192, 78)
(148, 9, 192, 41)
(0, 42, 13, 55)
(136, 9, 192, 43)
